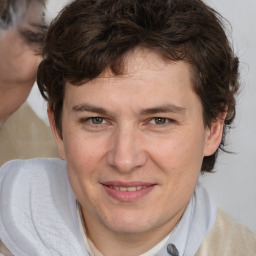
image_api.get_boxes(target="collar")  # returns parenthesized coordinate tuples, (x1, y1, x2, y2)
(76, 183, 216, 256)
(0, 158, 88, 256)
(77, 203, 171, 256)
(155, 183, 217, 256)
(0, 158, 216, 256)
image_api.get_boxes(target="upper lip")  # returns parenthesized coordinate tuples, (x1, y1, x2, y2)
(101, 181, 156, 187)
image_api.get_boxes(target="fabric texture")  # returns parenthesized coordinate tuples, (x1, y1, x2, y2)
(155, 182, 216, 255)
(0, 158, 255, 256)
(0, 103, 58, 166)
(0, 158, 87, 256)
(0, 240, 12, 256)
(195, 209, 256, 256)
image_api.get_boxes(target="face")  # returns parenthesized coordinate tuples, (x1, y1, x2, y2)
(50, 49, 223, 242)
(0, 1, 44, 120)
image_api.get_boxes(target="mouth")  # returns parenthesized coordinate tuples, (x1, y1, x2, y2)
(105, 185, 149, 192)
(101, 182, 156, 202)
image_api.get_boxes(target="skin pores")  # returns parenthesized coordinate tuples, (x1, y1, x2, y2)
(50, 49, 223, 255)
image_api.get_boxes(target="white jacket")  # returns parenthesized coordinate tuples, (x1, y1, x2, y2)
(0, 159, 255, 256)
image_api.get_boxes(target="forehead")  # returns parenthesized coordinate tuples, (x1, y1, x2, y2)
(24, 1, 44, 24)
(64, 49, 200, 113)
(3, 1, 44, 26)
(17, 1, 44, 29)
(14, 1, 46, 48)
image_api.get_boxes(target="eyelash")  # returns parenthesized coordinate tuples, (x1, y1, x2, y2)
(148, 117, 175, 125)
(80, 117, 107, 125)
(20, 30, 45, 45)
(148, 117, 177, 128)
(80, 116, 176, 128)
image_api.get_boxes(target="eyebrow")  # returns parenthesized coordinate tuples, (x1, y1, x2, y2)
(18, 23, 48, 45)
(139, 104, 187, 115)
(27, 22, 47, 30)
(72, 103, 186, 116)
(72, 104, 109, 115)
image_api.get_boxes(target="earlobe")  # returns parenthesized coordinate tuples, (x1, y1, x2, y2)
(47, 108, 66, 160)
(204, 112, 227, 156)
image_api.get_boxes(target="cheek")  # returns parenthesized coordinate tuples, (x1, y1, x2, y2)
(16, 48, 41, 82)
(63, 132, 107, 175)
(149, 131, 205, 175)
(64, 137, 101, 202)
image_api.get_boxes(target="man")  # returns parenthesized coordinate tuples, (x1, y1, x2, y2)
(0, 0, 58, 165)
(0, 0, 255, 255)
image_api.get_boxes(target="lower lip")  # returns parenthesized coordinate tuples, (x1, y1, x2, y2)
(102, 185, 155, 202)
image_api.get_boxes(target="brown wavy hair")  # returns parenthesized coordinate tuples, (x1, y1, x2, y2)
(37, 0, 240, 172)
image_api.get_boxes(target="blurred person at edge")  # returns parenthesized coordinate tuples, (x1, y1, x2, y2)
(0, 0, 58, 165)
(0, 0, 256, 256)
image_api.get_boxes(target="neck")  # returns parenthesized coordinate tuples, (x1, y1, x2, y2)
(81, 208, 184, 256)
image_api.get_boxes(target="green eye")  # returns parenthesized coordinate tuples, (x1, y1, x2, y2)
(91, 117, 104, 124)
(154, 118, 167, 124)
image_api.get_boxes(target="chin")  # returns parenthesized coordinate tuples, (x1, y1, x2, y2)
(102, 210, 160, 234)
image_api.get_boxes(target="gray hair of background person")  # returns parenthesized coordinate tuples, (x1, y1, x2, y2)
(0, 0, 46, 45)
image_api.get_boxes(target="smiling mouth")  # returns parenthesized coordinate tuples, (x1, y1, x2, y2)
(105, 185, 148, 192)
(101, 181, 157, 202)
(102, 183, 155, 201)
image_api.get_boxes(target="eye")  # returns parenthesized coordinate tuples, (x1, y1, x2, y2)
(90, 117, 105, 124)
(20, 30, 44, 45)
(155, 117, 167, 124)
(79, 116, 110, 131)
(150, 117, 169, 125)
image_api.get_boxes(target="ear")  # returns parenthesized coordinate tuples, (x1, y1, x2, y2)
(204, 111, 227, 156)
(47, 108, 66, 160)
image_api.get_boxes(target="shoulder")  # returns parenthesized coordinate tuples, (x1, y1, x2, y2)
(0, 158, 68, 208)
(0, 240, 13, 256)
(195, 208, 256, 255)
(0, 103, 58, 166)
(0, 158, 66, 178)
(0, 158, 67, 193)
(0, 158, 76, 256)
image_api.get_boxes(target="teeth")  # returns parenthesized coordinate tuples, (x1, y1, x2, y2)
(108, 185, 147, 191)
(127, 187, 137, 191)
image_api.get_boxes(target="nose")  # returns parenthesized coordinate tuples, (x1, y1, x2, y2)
(107, 125, 147, 173)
